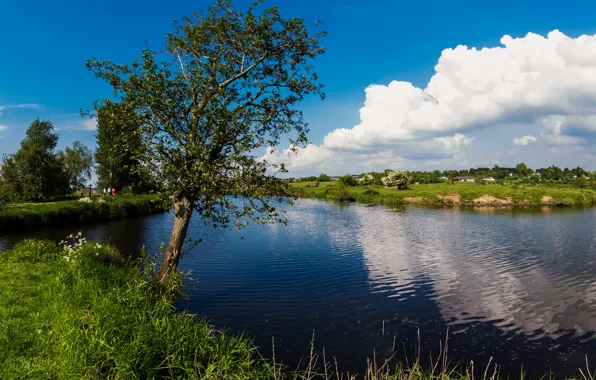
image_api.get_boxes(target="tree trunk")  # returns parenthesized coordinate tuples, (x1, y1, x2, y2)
(157, 193, 194, 283)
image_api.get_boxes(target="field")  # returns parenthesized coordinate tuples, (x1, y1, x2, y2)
(0, 195, 168, 230)
(289, 181, 596, 206)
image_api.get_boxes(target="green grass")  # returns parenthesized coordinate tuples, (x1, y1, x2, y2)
(0, 195, 168, 230)
(290, 181, 596, 207)
(0, 239, 281, 379)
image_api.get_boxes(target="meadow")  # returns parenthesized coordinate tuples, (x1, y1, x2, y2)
(289, 181, 596, 207)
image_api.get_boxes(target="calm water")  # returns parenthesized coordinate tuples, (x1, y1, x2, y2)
(3, 200, 596, 378)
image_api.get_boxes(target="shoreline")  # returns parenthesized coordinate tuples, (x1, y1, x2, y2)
(0, 195, 168, 230)
(289, 182, 596, 208)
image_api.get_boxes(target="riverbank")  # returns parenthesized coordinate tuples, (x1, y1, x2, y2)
(0, 195, 168, 230)
(290, 182, 596, 207)
(0, 238, 281, 379)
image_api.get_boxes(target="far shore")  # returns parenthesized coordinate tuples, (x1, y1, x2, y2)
(289, 181, 596, 208)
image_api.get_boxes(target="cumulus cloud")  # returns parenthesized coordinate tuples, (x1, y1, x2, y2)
(0, 125, 8, 131)
(513, 135, 537, 146)
(277, 30, 596, 174)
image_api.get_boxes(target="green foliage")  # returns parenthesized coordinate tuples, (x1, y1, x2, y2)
(474, 174, 485, 186)
(86, 0, 326, 279)
(61, 140, 93, 191)
(289, 181, 596, 207)
(0, 240, 278, 379)
(324, 184, 356, 201)
(0, 195, 166, 230)
(0, 240, 62, 264)
(0, 119, 70, 201)
(356, 189, 380, 203)
(317, 173, 330, 182)
(337, 175, 358, 186)
(381, 171, 411, 190)
(358, 174, 375, 186)
(94, 101, 156, 193)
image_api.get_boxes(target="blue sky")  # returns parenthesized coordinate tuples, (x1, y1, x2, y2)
(2, 0, 596, 177)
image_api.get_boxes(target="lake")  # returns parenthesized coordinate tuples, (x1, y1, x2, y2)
(3, 200, 596, 378)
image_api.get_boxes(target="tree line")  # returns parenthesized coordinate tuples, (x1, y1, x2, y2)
(291, 162, 594, 187)
(0, 104, 158, 202)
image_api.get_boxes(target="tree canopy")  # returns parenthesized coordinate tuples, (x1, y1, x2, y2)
(0, 119, 70, 201)
(94, 101, 155, 192)
(86, 0, 326, 281)
(62, 140, 93, 192)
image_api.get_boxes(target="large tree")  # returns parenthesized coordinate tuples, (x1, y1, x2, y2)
(87, 0, 325, 282)
(0, 119, 69, 201)
(94, 101, 149, 192)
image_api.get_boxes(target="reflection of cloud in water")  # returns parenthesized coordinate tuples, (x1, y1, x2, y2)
(352, 206, 596, 337)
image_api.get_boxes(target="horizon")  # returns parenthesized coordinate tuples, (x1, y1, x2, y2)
(2, 0, 596, 181)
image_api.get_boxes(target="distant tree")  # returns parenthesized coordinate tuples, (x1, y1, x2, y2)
(381, 170, 411, 190)
(317, 173, 330, 182)
(338, 175, 358, 186)
(87, 0, 325, 282)
(516, 162, 528, 177)
(61, 141, 93, 192)
(358, 174, 375, 186)
(0, 119, 69, 201)
(474, 173, 485, 186)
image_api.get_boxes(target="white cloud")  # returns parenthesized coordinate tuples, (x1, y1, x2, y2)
(81, 118, 97, 131)
(56, 118, 97, 131)
(0, 125, 8, 131)
(513, 135, 537, 146)
(270, 29, 596, 175)
(0, 103, 40, 116)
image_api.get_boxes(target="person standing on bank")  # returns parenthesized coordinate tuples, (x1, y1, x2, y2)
(111, 188, 116, 197)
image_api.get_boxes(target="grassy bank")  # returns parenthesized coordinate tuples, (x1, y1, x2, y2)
(0, 238, 281, 379)
(290, 181, 596, 207)
(0, 195, 168, 230)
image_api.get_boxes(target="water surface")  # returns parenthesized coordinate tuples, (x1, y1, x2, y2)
(3, 201, 596, 378)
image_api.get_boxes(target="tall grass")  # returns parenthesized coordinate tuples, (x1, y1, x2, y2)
(0, 195, 167, 230)
(0, 239, 278, 379)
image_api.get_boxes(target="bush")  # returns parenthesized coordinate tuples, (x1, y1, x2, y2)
(325, 185, 356, 201)
(356, 189, 380, 203)
(358, 174, 375, 186)
(381, 171, 411, 189)
(337, 175, 359, 187)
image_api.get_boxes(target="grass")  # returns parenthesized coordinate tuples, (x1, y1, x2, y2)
(290, 181, 596, 207)
(1, 238, 594, 379)
(0, 238, 280, 379)
(0, 194, 168, 230)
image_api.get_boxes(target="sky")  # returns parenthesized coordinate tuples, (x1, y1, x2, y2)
(2, 0, 596, 178)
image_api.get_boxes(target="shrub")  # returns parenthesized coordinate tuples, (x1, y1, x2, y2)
(381, 171, 411, 189)
(325, 185, 356, 201)
(358, 174, 375, 186)
(356, 189, 380, 203)
(337, 175, 359, 187)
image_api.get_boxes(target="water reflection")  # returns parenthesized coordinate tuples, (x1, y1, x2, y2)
(354, 206, 596, 337)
